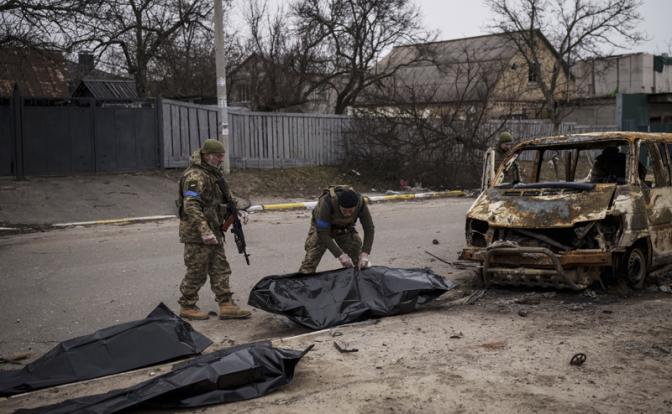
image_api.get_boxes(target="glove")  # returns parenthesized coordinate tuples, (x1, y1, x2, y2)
(338, 253, 354, 268)
(238, 210, 249, 225)
(357, 252, 370, 269)
(202, 233, 218, 245)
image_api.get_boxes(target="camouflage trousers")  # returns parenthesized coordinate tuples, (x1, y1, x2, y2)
(179, 242, 232, 307)
(298, 225, 362, 273)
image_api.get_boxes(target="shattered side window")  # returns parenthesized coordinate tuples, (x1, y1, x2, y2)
(639, 142, 669, 188)
(574, 149, 597, 182)
(539, 149, 573, 182)
(587, 143, 629, 184)
(499, 149, 537, 185)
(497, 141, 630, 187)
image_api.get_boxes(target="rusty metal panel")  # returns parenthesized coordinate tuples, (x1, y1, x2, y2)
(468, 184, 616, 228)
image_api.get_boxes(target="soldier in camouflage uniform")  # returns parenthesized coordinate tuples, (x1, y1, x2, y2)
(493, 131, 514, 170)
(177, 139, 251, 320)
(299, 186, 375, 273)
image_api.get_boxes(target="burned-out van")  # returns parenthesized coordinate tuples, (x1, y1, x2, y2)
(461, 132, 672, 290)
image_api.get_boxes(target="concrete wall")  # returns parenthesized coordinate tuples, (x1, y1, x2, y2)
(562, 99, 617, 125)
(654, 60, 672, 93)
(575, 53, 672, 98)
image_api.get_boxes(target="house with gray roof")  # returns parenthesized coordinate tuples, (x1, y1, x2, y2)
(360, 30, 572, 120)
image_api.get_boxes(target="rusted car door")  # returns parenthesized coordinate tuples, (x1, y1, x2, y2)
(638, 141, 672, 265)
(481, 149, 496, 192)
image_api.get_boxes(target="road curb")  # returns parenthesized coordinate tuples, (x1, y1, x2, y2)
(51, 215, 177, 229)
(248, 190, 465, 212)
(3, 190, 465, 231)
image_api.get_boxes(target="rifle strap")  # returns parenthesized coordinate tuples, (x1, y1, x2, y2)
(216, 176, 233, 207)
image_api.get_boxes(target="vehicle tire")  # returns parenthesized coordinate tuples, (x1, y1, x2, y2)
(624, 246, 648, 289)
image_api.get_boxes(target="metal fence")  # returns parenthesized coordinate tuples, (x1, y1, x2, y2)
(1, 90, 160, 177)
(1, 92, 629, 177)
(161, 101, 350, 169)
(228, 110, 349, 168)
(161, 99, 220, 168)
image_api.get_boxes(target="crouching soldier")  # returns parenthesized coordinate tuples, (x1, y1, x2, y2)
(299, 186, 375, 273)
(177, 139, 251, 320)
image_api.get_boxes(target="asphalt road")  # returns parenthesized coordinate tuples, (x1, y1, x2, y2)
(0, 198, 473, 358)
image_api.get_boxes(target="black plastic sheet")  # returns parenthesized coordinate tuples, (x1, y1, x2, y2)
(248, 266, 457, 330)
(0, 303, 211, 397)
(18, 342, 311, 414)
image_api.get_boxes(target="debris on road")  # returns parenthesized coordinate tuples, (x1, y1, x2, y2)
(463, 289, 486, 305)
(514, 294, 541, 306)
(248, 266, 457, 330)
(0, 352, 33, 366)
(334, 341, 359, 353)
(432, 239, 440, 245)
(583, 289, 598, 299)
(0, 303, 211, 397)
(480, 341, 507, 351)
(423, 250, 452, 265)
(17, 342, 311, 414)
(652, 344, 671, 354)
(570, 353, 587, 366)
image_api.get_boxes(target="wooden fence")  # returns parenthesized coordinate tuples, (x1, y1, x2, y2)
(228, 110, 349, 168)
(161, 98, 220, 168)
(161, 99, 618, 170)
(162, 99, 350, 168)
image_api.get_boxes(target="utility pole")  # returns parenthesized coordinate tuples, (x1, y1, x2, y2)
(214, 0, 230, 173)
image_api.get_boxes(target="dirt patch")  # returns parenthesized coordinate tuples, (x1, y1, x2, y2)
(4, 281, 672, 413)
(0, 166, 400, 225)
(159, 165, 398, 200)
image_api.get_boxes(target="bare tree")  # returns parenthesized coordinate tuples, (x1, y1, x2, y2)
(292, 0, 431, 114)
(0, 0, 88, 48)
(231, 0, 327, 111)
(71, 0, 217, 96)
(486, 0, 644, 132)
(346, 45, 512, 189)
(151, 12, 245, 100)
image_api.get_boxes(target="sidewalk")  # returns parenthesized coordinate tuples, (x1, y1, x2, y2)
(0, 172, 464, 229)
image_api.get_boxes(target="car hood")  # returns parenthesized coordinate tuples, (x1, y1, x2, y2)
(467, 184, 616, 228)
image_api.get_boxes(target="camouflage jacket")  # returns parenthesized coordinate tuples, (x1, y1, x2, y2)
(311, 186, 375, 257)
(178, 151, 236, 244)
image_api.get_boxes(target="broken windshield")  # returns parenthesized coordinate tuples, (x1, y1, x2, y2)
(496, 140, 630, 188)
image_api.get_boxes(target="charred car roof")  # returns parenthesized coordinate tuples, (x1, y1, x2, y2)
(512, 131, 672, 150)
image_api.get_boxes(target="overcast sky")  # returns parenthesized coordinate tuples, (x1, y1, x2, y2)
(420, 0, 671, 54)
(231, 0, 672, 55)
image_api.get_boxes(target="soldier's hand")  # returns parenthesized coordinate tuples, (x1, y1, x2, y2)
(238, 210, 249, 225)
(202, 233, 218, 245)
(338, 253, 354, 268)
(357, 252, 370, 269)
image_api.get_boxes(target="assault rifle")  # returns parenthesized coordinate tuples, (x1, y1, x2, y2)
(217, 178, 251, 265)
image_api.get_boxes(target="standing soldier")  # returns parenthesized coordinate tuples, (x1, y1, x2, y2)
(299, 186, 375, 273)
(482, 131, 515, 191)
(177, 139, 251, 320)
(493, 131, 514, 170)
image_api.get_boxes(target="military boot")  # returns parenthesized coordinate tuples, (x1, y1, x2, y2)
(218, 297, 251, 320)
(179, 306, 209, 320)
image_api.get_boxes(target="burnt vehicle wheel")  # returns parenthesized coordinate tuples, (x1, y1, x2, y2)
(624, 246, 648, 289)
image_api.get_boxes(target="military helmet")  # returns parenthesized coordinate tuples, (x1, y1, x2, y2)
(499, 131, 513, 144)
(200, 139, 225, 154)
